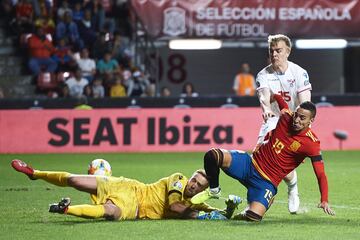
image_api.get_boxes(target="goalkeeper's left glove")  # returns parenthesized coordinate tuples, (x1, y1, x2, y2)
(197, 210, 227, 220)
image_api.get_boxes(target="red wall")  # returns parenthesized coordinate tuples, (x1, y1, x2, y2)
(0, 107, 358, 153)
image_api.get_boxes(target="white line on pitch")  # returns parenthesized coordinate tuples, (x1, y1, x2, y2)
(275, 200, 360, 211)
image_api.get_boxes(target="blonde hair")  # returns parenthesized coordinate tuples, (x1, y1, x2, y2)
(268, 34, 292, 49)
(194, 169, 208, 181)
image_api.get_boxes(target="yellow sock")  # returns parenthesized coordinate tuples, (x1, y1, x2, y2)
(33, 170, 70, 187)
(67, 205, 105, 219)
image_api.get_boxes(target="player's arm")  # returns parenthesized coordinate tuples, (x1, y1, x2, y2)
(298, 89, 311, 103)
(257, 87, 275, 121)
(233, 76, 239, 94)
(310, 155, 335, 216)
(166, 173, 204, 219)
(169, 201, 199, 219)
(272, 94, 289, 111)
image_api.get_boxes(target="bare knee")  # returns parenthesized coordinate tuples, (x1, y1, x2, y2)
(67, 176, 78, 187)
(284, 170, 295, 182)
(67, 176, 97, 195)
(104, 203, 121, 220)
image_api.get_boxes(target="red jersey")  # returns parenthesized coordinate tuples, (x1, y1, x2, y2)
(253, 106, 321, 187)
(28, 35, 55, 58)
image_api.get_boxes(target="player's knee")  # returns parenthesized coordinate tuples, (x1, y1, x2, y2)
(67, 176, 77, 187)
(204, 148, 224, 167)
(104, 204, 121, 220)
(244, 210, 263, 222)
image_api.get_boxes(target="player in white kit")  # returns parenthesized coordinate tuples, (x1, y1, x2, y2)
(255, 34, 312, 214)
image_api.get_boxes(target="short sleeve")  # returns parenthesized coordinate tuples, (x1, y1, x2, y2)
(167, 173, 187, 205)
(296, 70, 312, 93)
(255, 72, 269, 91)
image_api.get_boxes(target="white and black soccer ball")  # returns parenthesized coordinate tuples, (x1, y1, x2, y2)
(88, 159, 112, 176)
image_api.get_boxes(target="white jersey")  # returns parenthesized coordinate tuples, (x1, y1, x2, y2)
(255, 61, 311, 144)
(256, 61, 311, 114)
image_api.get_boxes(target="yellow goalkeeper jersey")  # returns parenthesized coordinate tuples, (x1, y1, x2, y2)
(137, 172, 215, 219)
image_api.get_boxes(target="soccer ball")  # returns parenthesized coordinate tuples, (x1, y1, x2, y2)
(88, 159, 112, 176)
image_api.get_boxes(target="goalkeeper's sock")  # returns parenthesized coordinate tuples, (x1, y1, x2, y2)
(33, 170, 71, 187)
(66, 205, 105, 219)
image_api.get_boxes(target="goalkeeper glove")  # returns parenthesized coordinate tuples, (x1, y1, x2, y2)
(197, 210, 227, 220)
(224, 194, 242, 219)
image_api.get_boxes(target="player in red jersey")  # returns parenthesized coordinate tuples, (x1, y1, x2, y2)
(191, 94, 335, 221)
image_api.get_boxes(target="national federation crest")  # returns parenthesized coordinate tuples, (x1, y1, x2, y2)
(172, 181, 183, 190)
(163, 7, 186, 36)
(290, 140, 301, 152)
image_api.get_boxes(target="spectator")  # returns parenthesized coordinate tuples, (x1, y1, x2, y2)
(111, 31, 130, 67)
(72, 2, 84, 23)
(56, 11, 83, 51)
(51, 37, 74, 72)
(57, 0, 72, 21)
(161, 86, 171, 97)
(127, 70, 150, 97)
(92, 77, 105, 98)
(110, 75, 126, 97)
(180, 82, 199, 97)
(92, 31, 112, 60)
(59, 83, 70, 98)
(84, 0, 115, 34)
(27, 26, 57, 76)
(96, 51, 121, 87)
(77, 9, 97, 49)
(65, 68, 89, 98)
(34, 11, 55, 35)
(1, 0, 15, 33)
(84, 0, 103, 31)
(76, 48, 96, 83)
(13, 0, 34, 34)
(233, 63, 256, 96)
(145, 83, 156, 97)
(83, 84, 93, 98)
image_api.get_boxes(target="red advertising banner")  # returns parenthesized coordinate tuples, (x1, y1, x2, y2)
(0, 107, 359, 153)
(131, 0, 360, 39)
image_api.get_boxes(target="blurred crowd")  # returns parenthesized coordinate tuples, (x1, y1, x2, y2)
(1, 0, 156, 98)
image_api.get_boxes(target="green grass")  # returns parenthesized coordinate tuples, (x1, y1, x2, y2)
(1, 151, 359, 240)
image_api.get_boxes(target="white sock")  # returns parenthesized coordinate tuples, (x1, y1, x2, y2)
(210, 187, 220, 194)
(287, 171, 298, 194)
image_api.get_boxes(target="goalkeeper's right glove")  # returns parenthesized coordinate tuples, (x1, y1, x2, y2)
(223, 194, 242, 219)
(197, 210, 227, 220)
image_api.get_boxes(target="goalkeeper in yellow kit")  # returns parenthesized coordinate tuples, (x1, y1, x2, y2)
(11, 159, 241, 220)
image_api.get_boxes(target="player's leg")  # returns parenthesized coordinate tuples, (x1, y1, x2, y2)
(234, 202, 266, 222)
(191, 149, 249, 204)
(283, 170, 300, 214)
(233, 174, 277, 222)
(12, 159, 70, 186)
(204, 148, 232, 193)
(49, 199, 119, 220)
(190, 148, 232, 204)
(11, 159, 97, 194)
(67, 200, 120, 220)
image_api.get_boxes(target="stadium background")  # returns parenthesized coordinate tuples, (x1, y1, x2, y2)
(0, 1, 359, 239)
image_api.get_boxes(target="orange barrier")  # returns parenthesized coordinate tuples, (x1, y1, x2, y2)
(0, 107, 359, 153)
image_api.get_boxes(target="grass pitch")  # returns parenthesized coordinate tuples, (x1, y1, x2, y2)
(1, 151, 359, 240)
